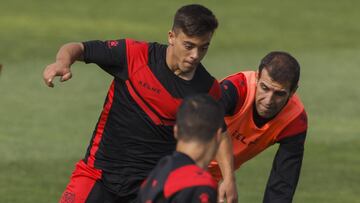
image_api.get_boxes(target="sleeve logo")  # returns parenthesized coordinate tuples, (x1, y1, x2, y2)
(107, 40, 119, 48)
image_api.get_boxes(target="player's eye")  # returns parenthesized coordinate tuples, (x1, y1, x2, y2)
(185, 45, 192, 50)
(261, 83, 268, 91)
(184, 43, 194, 50)
(275, 91, 287, 97)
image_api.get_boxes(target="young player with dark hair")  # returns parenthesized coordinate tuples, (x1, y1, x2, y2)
(43, 4, 236, 203)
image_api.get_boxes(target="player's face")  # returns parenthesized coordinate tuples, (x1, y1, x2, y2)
(168, 29, 212, 74)
(255, 68, 294, 119)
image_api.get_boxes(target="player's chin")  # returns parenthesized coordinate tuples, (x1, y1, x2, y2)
(182, 62, 198, 71)
(180, 65, 195, 73)
(258, 108, 274, 119)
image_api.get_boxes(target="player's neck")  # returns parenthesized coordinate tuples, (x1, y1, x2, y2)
(176, 142, 213, 169)
(252, 104, 276, 128)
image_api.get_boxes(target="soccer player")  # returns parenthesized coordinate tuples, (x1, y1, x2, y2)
(42, 4, 236, 203)
(209, 51, 308, 203)
(138, 94, 224, 203)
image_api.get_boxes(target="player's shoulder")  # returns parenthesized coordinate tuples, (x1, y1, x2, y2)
(221, 71, 248, 95)
(123, 39, 150, 66)
(164, 164, 217, 198)
(147, 41, 166, 48)
(124, 38, 148, 44)
(220, 71, 248, 107)
(291, 109, 308, 128)
(193, 64, 221, 98)
(277, 110, 308, 141)
(299, 109, 308, 123)
(221, 71, 247, 84)
(166, 164, 216, 187)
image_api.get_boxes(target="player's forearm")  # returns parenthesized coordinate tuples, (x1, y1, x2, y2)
(263, 132, 306, 203)
(215, 131, 235, 180)
(56, 42, 84, 66)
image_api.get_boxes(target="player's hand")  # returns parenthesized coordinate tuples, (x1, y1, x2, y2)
(43, 61, 72, 87)
(218, 177, 238, 203)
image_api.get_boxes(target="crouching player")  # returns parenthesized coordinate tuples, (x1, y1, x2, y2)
(210, 51, 307, 202)
(138, 94, 224, 203)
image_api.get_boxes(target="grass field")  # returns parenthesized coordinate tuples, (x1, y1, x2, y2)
(1, 0, 359, 202)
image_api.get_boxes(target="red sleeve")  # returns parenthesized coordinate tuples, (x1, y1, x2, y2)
(276, 110, 308, 142)
(208, 79, 221, 100)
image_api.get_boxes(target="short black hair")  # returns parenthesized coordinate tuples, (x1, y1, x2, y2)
(172, 4, 218, 36)
(176, 94, 224, 143)
(258, 51, 300, 92)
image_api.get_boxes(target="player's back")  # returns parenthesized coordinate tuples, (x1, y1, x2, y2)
(138, 152, 217, 203)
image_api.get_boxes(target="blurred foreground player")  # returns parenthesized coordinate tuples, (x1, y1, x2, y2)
(138, 94, 224, 203)
(210, 51, 308, 203)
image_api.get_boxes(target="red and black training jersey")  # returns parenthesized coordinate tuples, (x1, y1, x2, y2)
(81, 39, 221, 196)
(138, 152, 217, 203)
(220, 72, 308, 203)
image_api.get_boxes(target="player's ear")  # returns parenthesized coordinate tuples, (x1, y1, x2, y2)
(290, 85, 298, 97)
(173, 124, 179, 140)
(168, 30, 175, 46)
(255, 70, 261, 83)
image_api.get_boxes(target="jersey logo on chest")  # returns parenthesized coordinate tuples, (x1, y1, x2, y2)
(138, 80, 161, 94)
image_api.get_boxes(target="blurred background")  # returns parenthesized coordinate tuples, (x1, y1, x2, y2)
(0, 0, 359, 202)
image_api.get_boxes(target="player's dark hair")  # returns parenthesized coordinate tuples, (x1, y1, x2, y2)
(176, 94, 224, 143)
(172, 4, 218, 36)
(258, 51, 300, 92)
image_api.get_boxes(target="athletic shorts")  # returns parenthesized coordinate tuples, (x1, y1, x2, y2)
(59, 160, 138, 203)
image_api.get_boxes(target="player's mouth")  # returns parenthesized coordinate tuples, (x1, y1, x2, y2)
(185, 60, 198, 65)
(260, 104, 273, 114)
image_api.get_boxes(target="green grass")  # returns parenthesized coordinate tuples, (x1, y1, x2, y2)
(1, 0, 359, 202)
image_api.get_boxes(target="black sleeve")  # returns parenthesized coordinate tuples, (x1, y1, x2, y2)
(220, 80, 238, 116)
(82, 39, 128, 80)
(263, 131, 307, 203)
(171, 186, 217, 203)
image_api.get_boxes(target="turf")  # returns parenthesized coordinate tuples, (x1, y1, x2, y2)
(1, 0, 359, 202)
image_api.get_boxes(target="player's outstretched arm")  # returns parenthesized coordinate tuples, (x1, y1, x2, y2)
(263, 132, 306, 203)
(43, 43, 84, 87)
(216, 131, 238, 203)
